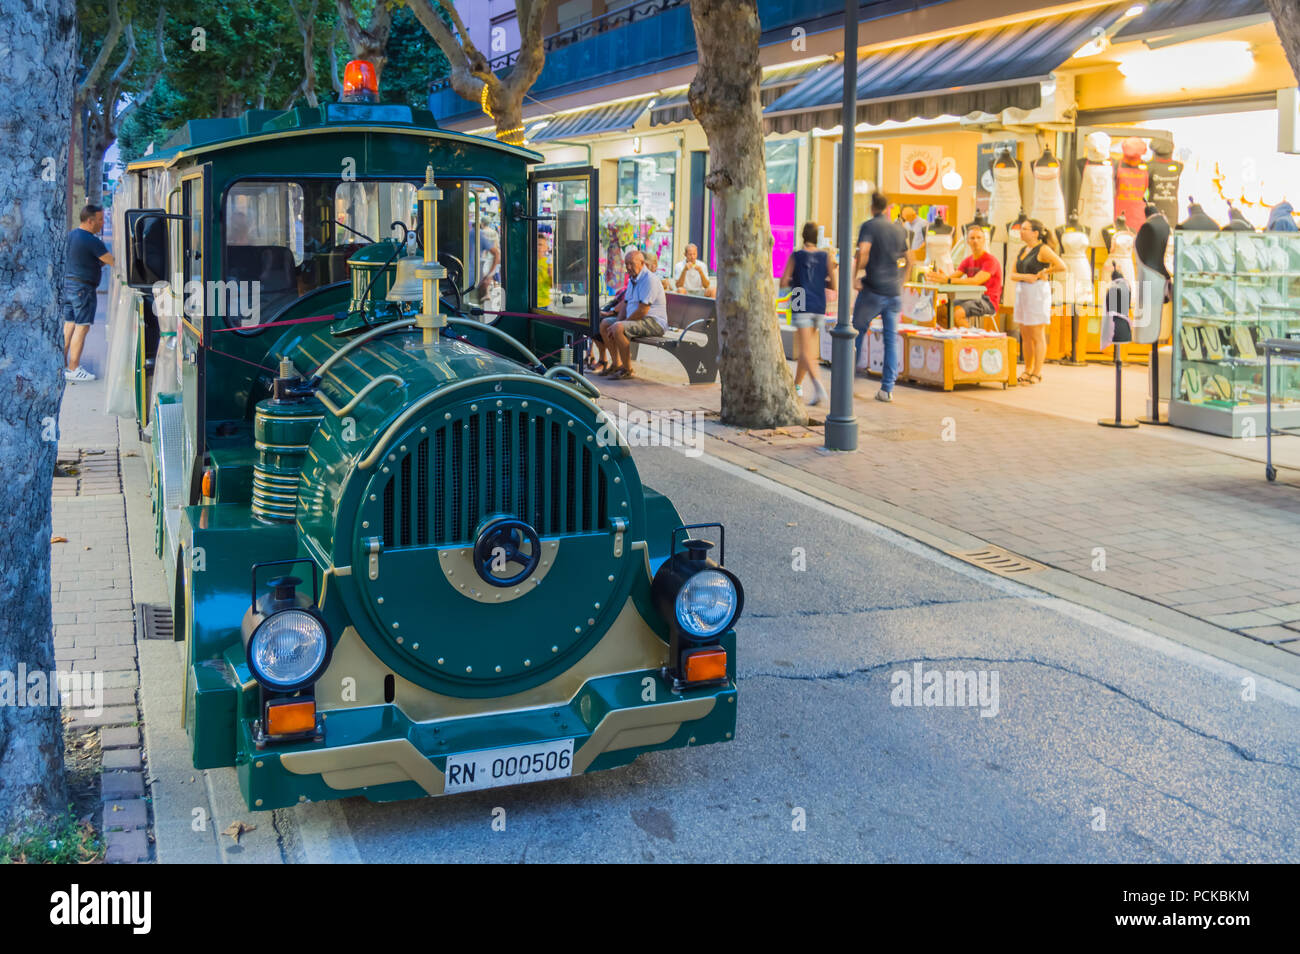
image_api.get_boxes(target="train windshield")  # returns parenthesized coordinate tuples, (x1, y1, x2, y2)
(221, 177, 503, 329)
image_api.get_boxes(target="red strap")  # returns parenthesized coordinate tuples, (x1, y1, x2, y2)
(207, 313, 337, 333)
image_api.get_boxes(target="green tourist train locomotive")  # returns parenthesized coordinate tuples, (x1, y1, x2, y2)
(109, 64, 741, 811)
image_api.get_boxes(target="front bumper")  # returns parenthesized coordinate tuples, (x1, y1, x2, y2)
(230, 663, 737, 811)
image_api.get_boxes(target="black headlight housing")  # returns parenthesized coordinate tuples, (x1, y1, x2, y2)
(651, 524, 743, 692)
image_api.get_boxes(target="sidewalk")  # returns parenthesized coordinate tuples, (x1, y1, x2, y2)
(600, 351, 1300, 677)
(51, 300, 153, 863)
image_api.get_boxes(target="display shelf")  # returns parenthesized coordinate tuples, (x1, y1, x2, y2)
(1171, 231, 1300, 437)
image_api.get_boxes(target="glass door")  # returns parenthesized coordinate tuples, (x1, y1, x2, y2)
(530, 167, 599, 339)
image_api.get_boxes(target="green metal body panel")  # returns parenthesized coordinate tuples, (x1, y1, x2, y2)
(125, 103, 738, 809)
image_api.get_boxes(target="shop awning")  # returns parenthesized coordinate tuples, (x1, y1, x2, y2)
(525, 96, 653, 143)
(1115, 0, 1270, 41)
(763, 5, 1129, 133)
(649, 59, 834, 126)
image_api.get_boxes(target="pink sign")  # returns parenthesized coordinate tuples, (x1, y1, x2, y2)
(708, 192, 798, 277)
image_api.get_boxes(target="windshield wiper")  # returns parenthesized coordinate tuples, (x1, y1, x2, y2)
(334, 219, 374, 244)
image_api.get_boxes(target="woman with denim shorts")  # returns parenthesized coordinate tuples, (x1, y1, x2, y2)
(779, 222, 836, 406)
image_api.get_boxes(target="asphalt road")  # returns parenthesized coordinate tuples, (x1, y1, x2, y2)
(271, 442, 1300, 863)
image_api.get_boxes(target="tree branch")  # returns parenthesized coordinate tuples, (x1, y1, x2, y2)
(76, 0, 124, 104)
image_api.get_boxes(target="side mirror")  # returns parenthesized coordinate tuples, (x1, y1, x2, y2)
(125, 209, 169, 289)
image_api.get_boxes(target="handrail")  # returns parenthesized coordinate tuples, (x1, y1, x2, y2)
(311, 318, 418, 379)
(444, 317, 542, 367)
(315, 374, 405, 418)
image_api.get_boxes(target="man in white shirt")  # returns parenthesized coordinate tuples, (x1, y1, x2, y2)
(673, 243, 713, 296)
(598, 249, 667, 379)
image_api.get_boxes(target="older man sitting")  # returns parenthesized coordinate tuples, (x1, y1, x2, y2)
(599, 249, 667, 380)
(674, 243, 714, 297)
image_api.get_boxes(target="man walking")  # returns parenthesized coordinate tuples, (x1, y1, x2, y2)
(853, 192, 908, 402)
(63, 204, 113, 382)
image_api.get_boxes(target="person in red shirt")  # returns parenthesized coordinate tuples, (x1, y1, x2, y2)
(934, 224, 1001, 327)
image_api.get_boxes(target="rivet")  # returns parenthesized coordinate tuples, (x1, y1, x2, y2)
(621, 501, 628, 507)
(495, 594, 501, 601)
(393, 622, 400, 630)
(608, 575, 614, 582)
(389, 453, 396, 461)
(437, 657, 445, 665)
(574, 626, 581, 633)
(728, 696, 735, 703)
(377, 597, 384, 604)
(256, 760, 264, 768)
(255, 798, 263, 807)
(396, 636, 403, 644)
(546, 408, 552, 415)
(586, 435, 593, 441)
(541, 561, 549, 568)
(448, 569, 455, 576)
(298, 795, 307, 802)
(420, 426, 427, 434)
(362, 520, 369, 528)
(521, 401, 529, 408)
(725, 732, 732, 739)
(552, 645, 559, 652)
(587, 618, 595, 626)
(495, 665, 502, 672)
(602, 454, 609, 461)
(463, 424, 469, 431)
(496, 400, 503, 407)
(594, 602, 600, 609)
(524, 659, 531, 666)
(471, 404, 478, 411)
(400, 444, 407, 452)
(444, 412, 452, 420)
(567, 420, 574, 427)
(382, 466, 389, 473)
(688, 737, 696, 744)
(466, 666, 473, 673)
(614, 477, 621, 483)
(369, 493, 376, 501)
(413, 643, 420, 650)
(459, 582, 466, 589)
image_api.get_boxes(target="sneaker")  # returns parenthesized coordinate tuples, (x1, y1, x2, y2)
(65, 367, 95, 383)
(807, 381, 826, 407)
(795, 384, 804, 398)
(874, 388, 892, 403)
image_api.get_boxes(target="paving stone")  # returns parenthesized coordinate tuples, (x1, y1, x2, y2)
(1240, 625, 1300, 644)
(103, 799, 148, 831)
(1259, 603, 1300, 623)
(101, 771, 145, 799)
(100, 688, 137, 707)
(102, 747, 142, 770)
(100, 726, 141, 749)
(100, 670, 138, 690)
(67, 705, 137, 728)
(105, 828, 149, 863)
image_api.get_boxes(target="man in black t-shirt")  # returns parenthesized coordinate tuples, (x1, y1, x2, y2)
(852, 192, 908, 402)
(63, 204, 114, 382)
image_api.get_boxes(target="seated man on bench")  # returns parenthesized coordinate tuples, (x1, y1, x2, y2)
(599, 249, 667, 380)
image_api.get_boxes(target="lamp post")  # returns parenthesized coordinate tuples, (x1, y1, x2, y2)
(824, 0, 859, 452)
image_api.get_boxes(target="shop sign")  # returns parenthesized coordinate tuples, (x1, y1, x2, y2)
(901, 145, 943, 194)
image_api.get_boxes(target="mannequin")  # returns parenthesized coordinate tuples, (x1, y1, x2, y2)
(1030, 146, 1066, 231)
(1114, 137, 1150, 230)
(1102, 212, 1137, 306)
(1178, 198, 1220, 231)
(1146, 141, 1183, 223)
(923, 209, 955, 274)
(1078, 131, 1115, 243)
(1221, 204, 1254, 231)
(987, 148, 1022, 241)
(1133, 203, 1170, 345)
(966, 210, 990, 236)
(1057, 211, 1093, 307)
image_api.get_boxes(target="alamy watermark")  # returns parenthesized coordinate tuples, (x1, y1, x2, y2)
(890, 663, 1000, 718)
(0, 665, 103, 716)
(596, 402, 704, 458)
(151, 274, 262, 326)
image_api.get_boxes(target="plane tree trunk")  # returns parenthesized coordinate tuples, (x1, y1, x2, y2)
(689, 0, 804, 427)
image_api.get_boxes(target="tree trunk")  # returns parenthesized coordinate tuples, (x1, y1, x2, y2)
(337, 0, 391, 84)
(1268, 0, 1300, 84)
(689, 0, 804, 427)
(0, 0, 75, 833)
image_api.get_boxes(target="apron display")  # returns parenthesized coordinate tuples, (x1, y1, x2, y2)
(1147, 159, 1183, 224)
(1114, 161, 1150, 231)
(1060, 229, 1093, 306)
(1078, 161, 1114, 242)
(1030, 164, 1066, 232)
(1102, 231, 1137, 311)
(987, 166, 1022, 241)
(925, 230, 954, 274)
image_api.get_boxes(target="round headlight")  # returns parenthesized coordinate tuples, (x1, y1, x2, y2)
(249, 610, 329, 690)
(675, 569, 738, 638)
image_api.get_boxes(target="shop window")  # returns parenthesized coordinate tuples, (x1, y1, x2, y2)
(616, 152, 675, 278)
(535, 177, 590, 320)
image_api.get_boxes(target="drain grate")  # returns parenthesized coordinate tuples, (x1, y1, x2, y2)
(953, 546, 1047, 577)
(136, 603, 175, 640)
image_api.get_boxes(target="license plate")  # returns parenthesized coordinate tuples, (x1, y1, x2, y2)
(443, 738, 575, 794)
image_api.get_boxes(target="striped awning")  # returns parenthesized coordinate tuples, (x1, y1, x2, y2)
(763, 4, 1129, 133)
(649, 59, 834, 126)
(1115, 0, 1269, 40)
(526, 96, 653, 143)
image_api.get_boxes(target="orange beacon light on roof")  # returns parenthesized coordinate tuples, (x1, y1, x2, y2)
(342, 60, 379, 104)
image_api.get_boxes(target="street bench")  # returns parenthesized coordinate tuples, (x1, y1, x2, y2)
(629, 292, 719, 384)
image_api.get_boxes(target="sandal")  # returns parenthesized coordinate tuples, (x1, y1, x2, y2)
(1017, 373, 1033, 384)
(598, 365, 623, 377)
(588, 358, 609, 373)
(611, 367, 635, 380)
(1029, 374, 1042, 384)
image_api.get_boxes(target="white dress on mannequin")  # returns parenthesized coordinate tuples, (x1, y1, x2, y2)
(988, 166, 1021, 241)
(1031, 164, 1066, 232)
(925, 230, 954, 274)
(1079, 162, 1115, 241)
(1060, 229, 1093, 305)
(1102, 231, 1137, 308)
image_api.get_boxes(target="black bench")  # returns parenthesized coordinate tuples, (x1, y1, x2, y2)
(628, 292, 719, 384)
